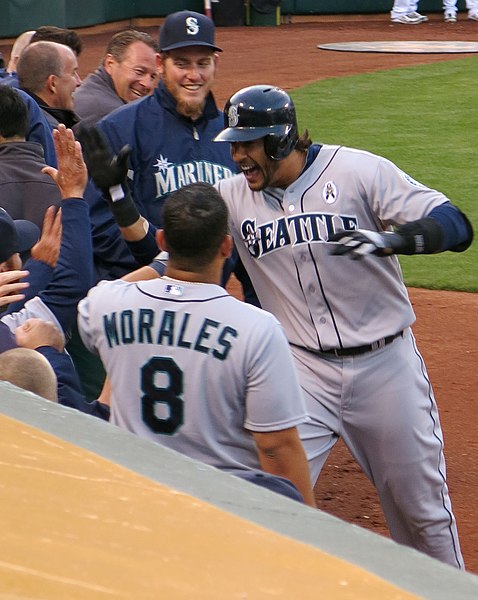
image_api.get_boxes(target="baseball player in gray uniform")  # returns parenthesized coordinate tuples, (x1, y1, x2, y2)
(213, 85, 473, 567)
(77, 182, 315, 506)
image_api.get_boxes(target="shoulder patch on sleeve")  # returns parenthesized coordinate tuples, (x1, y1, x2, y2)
(400, 170, 428, 189)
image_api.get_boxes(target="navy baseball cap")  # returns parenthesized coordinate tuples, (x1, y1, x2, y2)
(0, 207, 40, 263)
(159, 10, 222, 53)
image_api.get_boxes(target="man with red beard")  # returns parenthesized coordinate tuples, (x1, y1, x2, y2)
(83, 10, 235, 282)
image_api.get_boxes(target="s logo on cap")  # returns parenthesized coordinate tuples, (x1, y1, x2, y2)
(186, 16, 200, 36)
(228, 105, 239, 127)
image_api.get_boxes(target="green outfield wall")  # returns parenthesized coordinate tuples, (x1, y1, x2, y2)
(0, 1, 468, 39)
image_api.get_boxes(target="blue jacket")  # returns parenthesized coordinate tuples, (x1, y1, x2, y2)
(37, 346, 109, 420)
(86, 81, 236, 281)
(6, 198, 94, 334)
(1, 197, 106, 419)
(16, 89, 57, 167)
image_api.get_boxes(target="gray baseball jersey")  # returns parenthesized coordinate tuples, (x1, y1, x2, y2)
(78, 277, 308, 473)
(1, 297, 62, 333)
(216, 144, 464, 568)
(218, 145, 450, 351)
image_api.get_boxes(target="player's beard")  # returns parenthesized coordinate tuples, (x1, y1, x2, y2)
(175, 98, 205, 121)
(254, 159, 282, 191)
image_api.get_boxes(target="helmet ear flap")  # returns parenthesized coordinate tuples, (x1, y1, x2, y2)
(264, 124, 299, 160)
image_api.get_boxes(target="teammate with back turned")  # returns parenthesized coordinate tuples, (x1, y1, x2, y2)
(213, 84, 473, 567)
(77, 181, 315, 506)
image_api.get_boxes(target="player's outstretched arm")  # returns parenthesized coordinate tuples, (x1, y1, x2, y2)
(78, 125, 141, 232)
(121, 265, 160, 282)
(39, 124, 94, 332)
(78, 124, 159, 262)
(328, 204, 473, 259)
(253, 427, 316, 508)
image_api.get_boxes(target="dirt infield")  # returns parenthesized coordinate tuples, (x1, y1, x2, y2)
(2, 13, 477, 572)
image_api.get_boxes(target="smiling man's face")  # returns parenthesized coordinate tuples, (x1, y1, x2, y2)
(105, 41, 159, 103)
(160, 47, 217, 120)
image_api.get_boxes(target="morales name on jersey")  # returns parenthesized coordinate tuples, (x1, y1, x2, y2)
(103, 308, 238, 361)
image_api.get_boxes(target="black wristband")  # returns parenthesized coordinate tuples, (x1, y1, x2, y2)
(107, 188, 140, 228)
(394, 217, 444, 254)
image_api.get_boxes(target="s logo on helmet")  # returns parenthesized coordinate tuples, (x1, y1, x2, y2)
(186, 17, 199, 35)
(228, 105, 239, 127)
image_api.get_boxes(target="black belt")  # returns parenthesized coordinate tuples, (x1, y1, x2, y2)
(318, 331, 404, 357)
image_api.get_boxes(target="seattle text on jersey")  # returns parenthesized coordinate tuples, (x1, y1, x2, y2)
(241, 212, 359, 258)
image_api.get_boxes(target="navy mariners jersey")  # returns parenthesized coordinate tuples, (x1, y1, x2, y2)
(217, 144, 452, 351)
(98, 81, 236, 226)
(87, 82, 236, 280)
(78, 278, 307, 472)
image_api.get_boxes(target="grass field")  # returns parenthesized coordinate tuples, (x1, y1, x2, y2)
(291, 56, 478, 291)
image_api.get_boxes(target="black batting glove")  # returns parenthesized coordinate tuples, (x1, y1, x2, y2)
(329, 217, 445, 259)
(328, 229, 406, 259)
(76, 125, 140, 228)
(77, 124, 129, 190)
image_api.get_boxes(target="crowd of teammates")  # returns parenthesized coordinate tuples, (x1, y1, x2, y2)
(0, 11, 312, 505)
(0, 10, 474, 567)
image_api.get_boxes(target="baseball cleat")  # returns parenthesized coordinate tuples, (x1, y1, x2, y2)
(468, 11, 478, 20)
(391, 11, 429, 24)
(444, 11, 457, 22)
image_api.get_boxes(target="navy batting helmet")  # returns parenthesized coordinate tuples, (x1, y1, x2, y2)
(214, 85, 299, 160)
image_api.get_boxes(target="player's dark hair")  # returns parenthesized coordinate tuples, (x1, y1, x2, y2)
(30, 26, 83, 56)
(17, 41, 65, 93)
(162, 183, 228, 269)
(0, 86, 28, 138)
(295, 129, 312, 152)
(105, 30, 158, 63)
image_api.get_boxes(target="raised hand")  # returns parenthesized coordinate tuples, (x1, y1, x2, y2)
(42, 124, 88, 199)
(30, 205, 62, 268)
(76, 124, 140, 228)
(0, 270, 30, 307)
(76, 124, 130, 193)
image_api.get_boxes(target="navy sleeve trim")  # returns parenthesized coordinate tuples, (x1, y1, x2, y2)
(428, 203, 473, 252)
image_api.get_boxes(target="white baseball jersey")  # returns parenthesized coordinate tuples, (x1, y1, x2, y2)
(217, 144, 464, 568)
(217, 144, 450, 351)
(1, 297, 62, 334)
(78, 277, 307, 472)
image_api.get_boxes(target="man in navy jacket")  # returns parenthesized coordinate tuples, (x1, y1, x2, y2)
(84, 10, 236, 281)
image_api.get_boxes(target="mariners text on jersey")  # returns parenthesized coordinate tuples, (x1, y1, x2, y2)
(154, 158, 234, 197)
(241, 212, 359, 258)
(103, 308, 238, 361)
